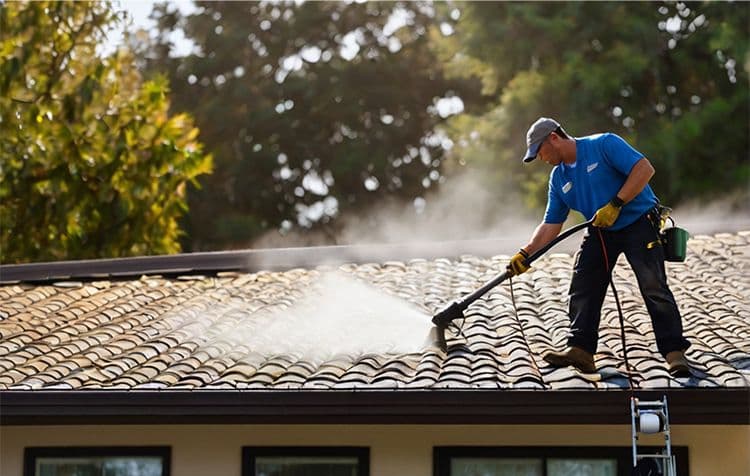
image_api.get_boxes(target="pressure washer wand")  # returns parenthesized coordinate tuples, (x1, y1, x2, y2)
(430, 219, 594, 351)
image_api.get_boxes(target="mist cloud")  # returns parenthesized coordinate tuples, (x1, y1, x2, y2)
(250, 171, 749, 263)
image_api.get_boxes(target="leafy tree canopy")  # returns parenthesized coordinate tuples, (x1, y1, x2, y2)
(435, 1, 749, 210)
(142, 0, 484, 250)
(0, 1, 211, 263)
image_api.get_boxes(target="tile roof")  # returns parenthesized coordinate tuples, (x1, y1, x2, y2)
(1, 231, 749, 392)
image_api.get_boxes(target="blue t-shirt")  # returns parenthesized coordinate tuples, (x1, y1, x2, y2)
(543, 133, 657, 231)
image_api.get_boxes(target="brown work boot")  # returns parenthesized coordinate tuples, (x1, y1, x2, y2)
(666, 350, 691, 377)
(543, 346, 596, 374)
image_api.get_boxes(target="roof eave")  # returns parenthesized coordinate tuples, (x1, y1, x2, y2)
(2, 389, 747, 426)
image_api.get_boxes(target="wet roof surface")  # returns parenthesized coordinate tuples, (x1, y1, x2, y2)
(1, 231, 748, 391)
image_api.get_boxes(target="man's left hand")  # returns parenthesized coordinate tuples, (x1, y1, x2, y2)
(593, 198, 623, 228)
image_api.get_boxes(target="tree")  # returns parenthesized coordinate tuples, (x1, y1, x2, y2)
(0, 1, 211, 264)
(142, 1, 483, 250)
(435, 1, 749, 210)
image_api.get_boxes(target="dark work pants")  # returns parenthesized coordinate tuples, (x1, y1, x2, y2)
(567, 212, 691, 357)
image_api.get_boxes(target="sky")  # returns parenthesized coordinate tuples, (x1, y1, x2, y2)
(104, 0, 197, 56)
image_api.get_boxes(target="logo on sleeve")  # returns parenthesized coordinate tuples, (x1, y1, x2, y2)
(587, 162, 599, 173)
(562, 181, 573, 194)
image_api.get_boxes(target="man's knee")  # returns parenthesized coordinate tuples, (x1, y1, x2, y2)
(639, 270, 666, 294)
(633, 255, 670, 294)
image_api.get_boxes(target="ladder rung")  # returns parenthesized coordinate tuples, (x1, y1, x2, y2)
(635, 400, 665, 406)
(637, 454, 671, 459)
(636, 403, 665, 408)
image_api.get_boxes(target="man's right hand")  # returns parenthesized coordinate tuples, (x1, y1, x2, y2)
(508, 249, 530, 276)
(592, 196, 624, 228)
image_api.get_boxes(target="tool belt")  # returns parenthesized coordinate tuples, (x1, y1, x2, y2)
(646, 204, 689, 262)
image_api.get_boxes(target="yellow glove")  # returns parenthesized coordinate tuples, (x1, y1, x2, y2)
(593, 197, 624, 228)
(507, 249, 530, 276)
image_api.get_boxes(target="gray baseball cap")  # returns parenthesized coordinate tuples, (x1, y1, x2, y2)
(523, 117, 562, 163)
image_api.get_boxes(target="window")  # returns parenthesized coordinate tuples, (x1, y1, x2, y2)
(24, 447, 170, 476)
(242, 447, 369, 476)
(434, 446, 689, 476)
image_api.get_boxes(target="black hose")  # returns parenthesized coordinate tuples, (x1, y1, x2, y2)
(451, 219, 594, 313)
(432, 219, 594, 347)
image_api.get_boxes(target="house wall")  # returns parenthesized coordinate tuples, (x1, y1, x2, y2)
(2, 424, 747, 476)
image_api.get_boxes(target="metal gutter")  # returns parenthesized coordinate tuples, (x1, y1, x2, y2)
(1, 389, 747, 426)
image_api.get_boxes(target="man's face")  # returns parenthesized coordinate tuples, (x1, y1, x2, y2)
(537, 133, 562, 166)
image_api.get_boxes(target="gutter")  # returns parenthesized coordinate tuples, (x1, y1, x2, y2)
(1, 389, 747, 426)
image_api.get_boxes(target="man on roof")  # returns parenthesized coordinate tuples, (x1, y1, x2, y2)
(508, 117, 691, 377)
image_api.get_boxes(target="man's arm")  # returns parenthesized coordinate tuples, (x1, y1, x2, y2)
(616, 157, 655, 203)
(507, 221, 563, 276)
(522, 222, 564, 255)
(593, 157, 655, 228)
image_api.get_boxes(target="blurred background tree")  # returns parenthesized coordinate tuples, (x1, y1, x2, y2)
(434, 1, 749, 210)
(0, 1, 211, 264)
(2, 1, 747, 262)
(140, 0, 484, 250)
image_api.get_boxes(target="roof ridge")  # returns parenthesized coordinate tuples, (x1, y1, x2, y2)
(3, 230, 748, 284)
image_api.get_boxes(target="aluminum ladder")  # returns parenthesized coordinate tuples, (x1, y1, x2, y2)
(630, 395, 677, 475)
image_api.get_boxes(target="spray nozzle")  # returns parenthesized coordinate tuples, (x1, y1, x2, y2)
(430, 301, 466, 351)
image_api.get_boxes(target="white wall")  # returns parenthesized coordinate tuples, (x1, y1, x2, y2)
(2, 424, 748, 476)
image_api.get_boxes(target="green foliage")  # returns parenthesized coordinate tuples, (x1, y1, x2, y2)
(439, 1, 749, 210)
(0, 1, 211, 263)
(142, 1, 483, 250)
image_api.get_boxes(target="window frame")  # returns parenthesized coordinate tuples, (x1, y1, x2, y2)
(433, 446, 689, 476)
(242, 446, 369, 476)
(23, 446, 171, 476)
